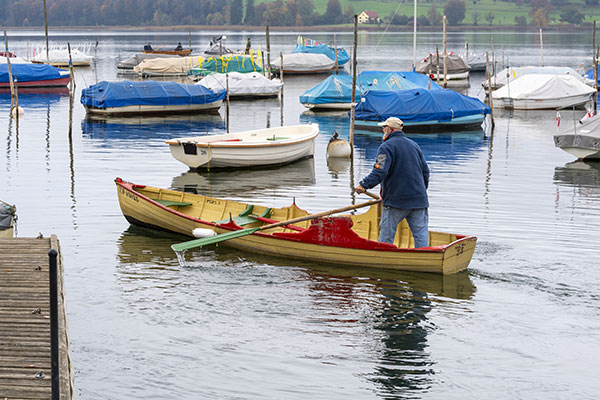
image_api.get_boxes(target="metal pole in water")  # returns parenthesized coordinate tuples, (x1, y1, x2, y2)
(539, 28, 544, 67)
(443, 15, 447, 88)
(4, 31, 15, 112)
(265, 22, 271, 79)
(349, 14, 358, 153)
(486, 52, 495, 131)
(44, 0, 49, 64)
(594, 21, 598, 114)
(226, 73, 230, 133)
(48, 249, 60, 400)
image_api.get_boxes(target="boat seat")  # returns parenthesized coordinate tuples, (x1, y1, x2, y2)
(215, 205, 272, 226)
(152, 199, 193, 207)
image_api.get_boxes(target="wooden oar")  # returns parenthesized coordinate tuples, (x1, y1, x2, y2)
(171, 195, 381, 252)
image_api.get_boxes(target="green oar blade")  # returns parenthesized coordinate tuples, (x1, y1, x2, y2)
(171, 227, 261, 252)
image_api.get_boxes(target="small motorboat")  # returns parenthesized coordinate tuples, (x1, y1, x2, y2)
(143, 48, 192, 56)
(32, 48, 93, 67)
(492, 74, 596, 110)
(114, 178, 477, 275)
(80, 80, 225, 116)
(293, 39, 349, 67)
(203, 36, 234, 56)
(483, 66, 594, 90)
(197, 72, 281, 98)
(416, 53, 470, 80)
(272, 53, 335, 75)
(0, 199, 16, 239)
(133, 56, 203, 77)
(0, 63, 70, 88)
(554, 112, 600, 160)
(354, 88, 490, 132)
(117, 53, 178, 72)
(165, 124, 319, 169)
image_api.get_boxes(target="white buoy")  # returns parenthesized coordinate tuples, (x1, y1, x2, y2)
(326, 131, 351, 158)
(192, 228, 216, 238)
(10, 106, 24, 118)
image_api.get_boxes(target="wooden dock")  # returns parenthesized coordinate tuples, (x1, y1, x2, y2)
(0, 235, 73, 399)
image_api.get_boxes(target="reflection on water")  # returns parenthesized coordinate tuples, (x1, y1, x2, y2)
(554, 160, 600, 189)
(81, 114, 226, 141)
(170, 157, 316, 198)
(0, 87, 69, 108)
(116, 225, 475, 398)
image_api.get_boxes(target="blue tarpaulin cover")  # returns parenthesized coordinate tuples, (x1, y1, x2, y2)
(293, 44, 350, 65)
(355, 89, 491, 122)
(584, 67, 600, 85)
(0, 63, 64, 83)
(299, 75, 358, 105)
(299, 71, 442, 105)
(80, 80, 226, 109)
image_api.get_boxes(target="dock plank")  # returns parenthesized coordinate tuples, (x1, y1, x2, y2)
(0, 236, 73, 399)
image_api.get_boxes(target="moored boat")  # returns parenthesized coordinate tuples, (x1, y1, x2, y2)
(143, 49, 192, 56)
(166, 124, 319, 169)
(0, 63, 70, 88)
(354, 88, 490, 132)
(117, 53, 177, 72)
(416, 53, 470, 80)
(115, 178, 477, 274)
(554, 112, 600, 160)
(483, 66, 594, 90)
(272, 53, 336, 75)
(32, 48, 93, 67)
(492, 74, 596, 110)
(80, 80, 225, 116)
(133, 56, 203, 77)
(197, 72, 281, 98)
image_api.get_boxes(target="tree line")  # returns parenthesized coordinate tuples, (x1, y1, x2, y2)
(0, 0, 588, 27)
(0, 0, 353, 27)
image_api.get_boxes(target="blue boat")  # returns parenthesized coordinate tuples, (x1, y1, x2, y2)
(293, 44, 349, 66)
(354, 89, 491, 132)
(80, 80, 226, 117)
(584, 66, 600, 86)
(299, 71, 441, 110)
(0, 63, 70, 88)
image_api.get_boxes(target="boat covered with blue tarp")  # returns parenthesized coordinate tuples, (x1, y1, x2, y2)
(299, 75, 358, 109)
(293, 44, 349, 66)
(80, 80, 226, 116)
(584, 66, 600, 86)
(299, 71, 441, 109)
(354, 88, 491, 132)
(0, 63, 70, 88)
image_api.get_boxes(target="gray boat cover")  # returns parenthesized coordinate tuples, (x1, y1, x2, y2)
(554, 112, 600, 151)
(416, 53, 470, 75)
(0, 200, 16, 231)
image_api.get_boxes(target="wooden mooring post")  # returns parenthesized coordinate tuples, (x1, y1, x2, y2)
(0, 235, 74, 399)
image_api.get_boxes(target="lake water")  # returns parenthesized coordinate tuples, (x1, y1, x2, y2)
(2, 29, 600, 399)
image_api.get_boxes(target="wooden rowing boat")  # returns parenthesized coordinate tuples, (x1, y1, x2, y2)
(166, 124, 319, 169)
(143, 49, 192, 56)
(115, 178, 477, 274)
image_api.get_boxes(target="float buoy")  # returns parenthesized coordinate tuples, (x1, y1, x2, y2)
(326, 131, 351, 158)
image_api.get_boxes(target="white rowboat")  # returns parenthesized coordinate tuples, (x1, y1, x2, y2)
(166, 124, 319, 169)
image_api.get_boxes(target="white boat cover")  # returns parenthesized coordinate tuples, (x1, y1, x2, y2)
(33, 49, 93, 64)
(492, 74, 596, 101)
(484, 66, 594, 88)
(271, 53, 334, 72)
(197, 72, 282, 96)
(134, 56, 204, 75)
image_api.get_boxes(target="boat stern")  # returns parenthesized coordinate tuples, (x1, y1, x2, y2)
(440, 236, 477, 275)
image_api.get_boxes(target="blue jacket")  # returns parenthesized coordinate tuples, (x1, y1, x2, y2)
(359, 130, 429, 209)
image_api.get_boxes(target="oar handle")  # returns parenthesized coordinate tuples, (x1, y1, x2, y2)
(363, 191, 380, 200)
(258, 198, 381, 231)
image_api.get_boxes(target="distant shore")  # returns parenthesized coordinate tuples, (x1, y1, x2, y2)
(4, 24, 595, 33)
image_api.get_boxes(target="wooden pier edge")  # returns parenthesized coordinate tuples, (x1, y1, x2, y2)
(51, 234, 75, 399)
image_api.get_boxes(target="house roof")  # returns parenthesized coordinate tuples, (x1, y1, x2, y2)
(362, 10, 380, 18)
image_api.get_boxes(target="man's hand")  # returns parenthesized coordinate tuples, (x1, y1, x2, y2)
(354, 184, 366, 194)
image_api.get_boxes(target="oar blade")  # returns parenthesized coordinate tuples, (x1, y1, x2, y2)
(171, 227, 260, 252)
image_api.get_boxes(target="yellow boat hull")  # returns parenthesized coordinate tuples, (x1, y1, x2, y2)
(115, 178, 477, 275)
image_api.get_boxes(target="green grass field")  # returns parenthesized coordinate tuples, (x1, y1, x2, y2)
(256, 0, 600, 26)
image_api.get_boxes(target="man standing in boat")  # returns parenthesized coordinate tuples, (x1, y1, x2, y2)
(355, 117, 430, 247)
(144, 42, 153, 51)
